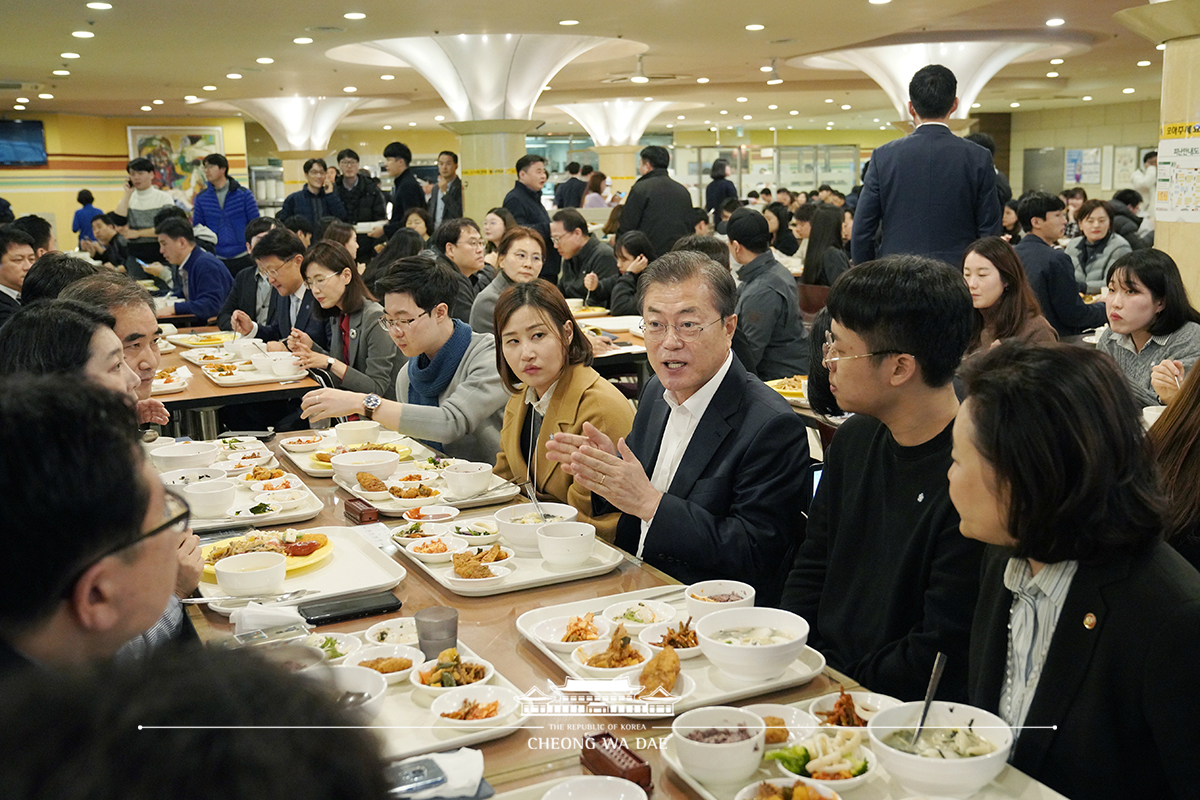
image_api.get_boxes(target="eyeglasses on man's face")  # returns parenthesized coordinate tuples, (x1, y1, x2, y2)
(639, 317, 725, 343)
(379, 309, 431, 332)
(820, 330, 903, 369)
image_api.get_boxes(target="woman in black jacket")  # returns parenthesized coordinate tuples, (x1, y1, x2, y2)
(704, 159, 738, 218)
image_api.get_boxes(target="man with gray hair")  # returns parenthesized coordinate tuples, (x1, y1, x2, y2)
(547, 250, 811, 605)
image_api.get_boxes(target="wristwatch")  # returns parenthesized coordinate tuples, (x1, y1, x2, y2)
(362, 393, 382, 420)
(326, 356, 335, 370)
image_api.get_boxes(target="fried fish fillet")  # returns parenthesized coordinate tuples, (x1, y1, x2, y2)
(637, 644, 680, 698)
(357, 471, 387, 492)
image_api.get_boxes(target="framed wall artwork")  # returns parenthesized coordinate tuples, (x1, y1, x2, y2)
(126, 126, 224, 205)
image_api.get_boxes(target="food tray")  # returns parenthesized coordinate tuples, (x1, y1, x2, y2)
(197, 526, 407, 615)
(166, 331, 237, 348)
(516, 586, 826, 716)
(591, 316, 643, 333)
(660, 730, 1068, 800)
(354, 640, 533, 760)
(766, 377, 810, 409)
(189, 471, 324, 533)
(278, 433, 435, 478)
(573, 307, 609, 319)
(199, 363, 309, 387)
(397, 538, 625, 597)
(335, 473, 522, 514)
(151, 378, 187, 395)
(179, 346, 241, 366)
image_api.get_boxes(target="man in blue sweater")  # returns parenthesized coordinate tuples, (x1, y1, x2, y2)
(153, 217, 233, 321)
(192, 154, 260, 273)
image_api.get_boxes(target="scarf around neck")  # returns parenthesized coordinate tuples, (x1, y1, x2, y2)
(407, 319, 472, 407)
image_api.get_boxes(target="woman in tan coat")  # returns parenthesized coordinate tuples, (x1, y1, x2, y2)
(492, 279, 634, 542)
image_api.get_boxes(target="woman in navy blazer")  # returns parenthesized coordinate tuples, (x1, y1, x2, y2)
(950, 341, 1200, 799)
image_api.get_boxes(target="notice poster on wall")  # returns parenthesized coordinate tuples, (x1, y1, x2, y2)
(1064, 149, 1084, 184)
(1080, 148, 1102, 184)
(1156, 137, 1200, 223)
(1114, 145, 1139, 187)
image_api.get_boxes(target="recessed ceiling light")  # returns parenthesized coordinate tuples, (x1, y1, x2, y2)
(789, 110, 798, 115)
(841, 104, 851, 110)
(719, 110, 728, 115)
(408, 122, 416, 127)
(677, 115, 685, 119)
(1083, 95, 1093, 101)
(643, 97, 653, 101)
(87, 2, 112, 7)
(1123, 87, 1135, 94)
(1047, 72, 1059, 77)
(696, 77, 709, 84)
(343, 12, 366, 19)
(61, 52, 80, 58)
(141, 105, 151, 111)
(558, 19, 579, 25)
(736, 97, 747, 102)
(769, 126, 776, 131)
(343, 86, 357, 92)
(72, 31, 95, 38)
(38, 93, 53, 99)
(824, 98, 833, 103)
(879, 126, 887, 130)
(869, 0, 891, 4)
(184, 95, 197, 100)
(13, 104, 25, 110)
(226, 73, 242, 79)
(745, 24, 764, 31)
(1157, 44, 1166, 51)
(827, 121, 835, 125)
(293, 37, 313, 44)
(1010, 102, 1020, 108)
(1137, 60, 1151, 67)
(768, 104, 778, 110)
(434, 115, 445, 121)
(203, 85, 217, 91)
(767, 77, 782, 85)
(543, 85, 552, 91)
(1050, 58, 1064, 65)
(152, 99, 163, 105)
(380, 74, 395, 80)
(256, 57, 274, 64)
(759, 66, 773, 73)
(1046, 18, 1064, 26)
(874, 118, 880, 121)
(53, 69, 70, 76)
(726, 126, 733, 130)
(666, 124, 673, 128)
(970, 104, 980, 109)
(383, 125, 392, 130)
(743, 115, 752, 120)
(17, 97, 29, 103)
(787, 125, 792, 129)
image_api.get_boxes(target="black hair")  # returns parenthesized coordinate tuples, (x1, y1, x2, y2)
(403, 207, 434, 236)
(817, 184, 833, 194)
(1016, 192, 1065, 233)
(438, 150, 458, 165)
(152, 206, 188, 227)
(202, 153, 229, 174)
(374, 252, 460, 313)
(364, 228, 424, 296)
(77, 189, 94, 206)
(515, 154, 545, 174)
(802, 205, 846, 286)
(908, 64, 957, 119)
(302, 158, 327, 176)
(336, 148, 360, 163)
(689, 207, 710, 229)
(21, 254, 104, 304)
(314, 215, 340, 242)
(281, 215, 313, 236)
(0, 299, 117, 382)
(640, 145, 670, 170)
(793, 204, 817, 223)
(154, 217, 194, 242)
(126, 157, 154, 173)
(11, 215, 52, 252)
(244, 216, 284, 245)
(726, 207, 771, 253)
(1144, 150, 1157, 164)
(671, 233, 729, 271)
(1105, 249, 1200, 336)
(565, 161, 580, 174)
(615, 231, 658, 264)
(0, 226, 35, 257)
(551, 208, 588, 235)
(432, 217, 481, 255)
(1113, 188, 1143, 208)
(92, 213, 120, 229)
(580, 164, 593, 176)
(383, 141, 413, 163)
(300, 242, 370, 319)
(747, 190, 759, 200)
(827, 254, 973, 387)
(963, 132, 996, 156)
(710, 158, 729, 180)
(251, 228, 306, 263)
(805, 307, 843, 417)
(961, 341, 1163, 564)
(639, 250, 737, 318)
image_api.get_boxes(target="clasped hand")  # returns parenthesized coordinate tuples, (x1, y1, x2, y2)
(545, 421, 662, 521)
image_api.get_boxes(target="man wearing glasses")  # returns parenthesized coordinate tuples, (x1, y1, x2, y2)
(0, 377, 190, 675)
(229, 228, 329, 351)
(781, 256, 984, 703)
(431, 218, 492, 324)
(546, 251, 810, 605)
(332, 149, 386, 264)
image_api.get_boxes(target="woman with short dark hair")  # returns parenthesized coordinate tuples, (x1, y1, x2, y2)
(470, 227, 545, 335)
(954, 340, 1200, 800)
(704, 158, 738, 218)
(608, 231, 658, 317)
(482, 207, 517, 269)
(1065, 199, 1132, 293)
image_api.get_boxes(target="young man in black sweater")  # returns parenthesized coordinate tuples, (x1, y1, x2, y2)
(781, 255, 984, 702)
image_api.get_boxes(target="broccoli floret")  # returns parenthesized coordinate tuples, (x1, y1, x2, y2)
(763, 745, 810, 776)
(849, 756, 868, 776)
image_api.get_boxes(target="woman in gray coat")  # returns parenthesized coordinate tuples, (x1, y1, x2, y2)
(1066, 199, 1132, 294)
(470, 226, 545, 334)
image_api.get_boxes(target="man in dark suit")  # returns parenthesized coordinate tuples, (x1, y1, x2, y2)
(618, 145, 694, 259)
(428, 150, 463, 227)
(553, 162, 586, 209)
(371, 141, 426, 242)
(216, 217, 284, 331)
(852, 65, 1001, 266)
(546, 251, 811, 605)
(229, 228, 329, 351)
(1013, 192, 1106, 336)
(0, 227, 36, 328)
(504, 154, 559, 282)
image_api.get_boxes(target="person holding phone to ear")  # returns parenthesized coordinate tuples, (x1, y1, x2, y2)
(112, 157, 175, 266)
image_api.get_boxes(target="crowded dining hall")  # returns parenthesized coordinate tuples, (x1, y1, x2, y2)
(2, 1, 1198, 798)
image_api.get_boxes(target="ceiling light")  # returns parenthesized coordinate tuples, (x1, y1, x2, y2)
(1047, 72, 1059, 77)
(152, 99, 163, 105)
(1083, 95, 1093, 101)
(769, 127, 776, 131)
(52, 69, 70, 75)
(17, 97, 29, 103)
(825, 98, 834, 103)
(13, 105, 25, 110)
(408, 122, 416, 127)
(1010, 102, 1020, 108)
(720, 110, 728, 115)
(343, 86, 357, 92)
(743, 115, 752, 120)
(1137, 60, 1151, 67)
(203, 85, 217, 91)
(841, 104, 851, 110)
(768, 104, 778, 110)
(696, 77, 709, 84)
(434, 115, 444, 121)
(61, 52, 80, 58)
(184, 95, 197, 100)
(558, 19, 579, 25)
(380, 74, 395, 80)
(383, 125, 392, 130)
(745, 24, 764, 31)
(869, 0, 891, 4)
(666, 124, 673, 128)
(787, 126, 792, 129)
(72, 30, 95, 38)
(226, 73, 242, 79)
(827, 121, 835, 125)
(726, 126, 733, 130)
(1123, 87, 1135, 94)
(879, 126, 887, 130)
(87, 2, 112, 7)
(760, 65, 773, 73)
(1050, 58, 1064, 65)
(677, 115, 685, 119)
(767, 75, 782, 85)
(1157, 44, 1166, 51)
(293, 37, 313, 44)
(543, 85, 552, 91)
(643, 97, 653, 101)
(790, 110, 798, 115)
(38, 93, 53, 99)
(874, 118, 880, 121)
(736, 97, 748, 102)
(970, 104, 980, 109)
(256, 57, 274, 64)
(1046, 18, 1064, 26)
(141, 105, 151, 111)
(630, 55, 649, 84)
(343, 12, 366, 19)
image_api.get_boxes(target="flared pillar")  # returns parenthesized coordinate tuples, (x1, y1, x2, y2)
(443, 120, 545, 222)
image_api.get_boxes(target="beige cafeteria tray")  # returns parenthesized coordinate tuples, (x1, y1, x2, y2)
(188, 464, 324, 533)
(516, 586, 826, 716)
(196, 526, 407, 615)
(396, 538, 625, 597)
(660, 729, 1069, 800)
(335, 473, 522, 514)
(278, 432, 433, 478)
(179, 346, 241, 366)
(198, 363, 309, 387)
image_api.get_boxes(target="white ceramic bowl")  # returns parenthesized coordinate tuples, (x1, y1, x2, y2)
(571, 638, 654, 678)
(328, 664, 388, 722)
(441, 461, 494, 498)
(401, 506, 460, 524)
(622, 673, 698, 720)
(249, 474, 303, 494)
(409, 656, 495, 700)
(742, 703, 821, 749)
(391, 521, 452, 542)
(808, 691, 902, 729)
(404, 534, 469, 564)
(602, 599, 677, 632)
(181, 479, 237, 519)
(444, 563, 513, 589)
(867, 701, 1013, 798)
(303, 631, 362, 665)
(638, 622, 703, 660)
(537, 521, 596, 567)
(249, 352, 275, 372)
(685, 579, 756, 621)
(160, 466, 228, 486)
(259, 643, 326, 674)
(671, 706, 767, 785)
(391, 468, 440, 489)
(565, 297, 585, 311)
(227, 337, 264, 358)
(151, 441, 220, 471)
(330, 449, 399, 485)
(335, 419, 381, 445)
(269, 352, 302, 376)
(345, 643, 424, 684)
(140, 436, 176, 455)
(774, 733, 878, 791)
(279, 434, 325, 452)
(541, 776, 647, 800)
(495, 502, 579, 555)
(531, 614, 615, 654)
(732, 778, 837, 800)
(255, 489, 307, 510)
(448, 520, 501, 544)
(214, 551, 286, 596)
(430, 684, 521, 726)
(364, 617, 419, 646)
(385, 485, 445, 508)
(695, 607, 810, 682)
(222, 450, 273, 473)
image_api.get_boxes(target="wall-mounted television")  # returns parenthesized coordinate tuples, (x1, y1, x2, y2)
(0, 120, 48, 166)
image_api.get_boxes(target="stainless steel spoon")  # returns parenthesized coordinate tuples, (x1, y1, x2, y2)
(180, 589, 316, 605)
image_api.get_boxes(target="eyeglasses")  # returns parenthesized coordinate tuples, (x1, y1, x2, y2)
(259, 265, 281, 278)
(56, 490, 190, 598)
(821, 330, 903, 369)
(639, 317, 725, 342)
(307, 169, 327, 177)
(337, 159, 358, 167)
(379, 309, 430, 332)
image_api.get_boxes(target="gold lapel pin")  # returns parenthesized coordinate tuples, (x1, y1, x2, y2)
(1083, 613, 1097, 630)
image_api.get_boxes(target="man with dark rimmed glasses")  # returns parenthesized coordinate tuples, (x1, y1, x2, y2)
(0, 377, 189, 676)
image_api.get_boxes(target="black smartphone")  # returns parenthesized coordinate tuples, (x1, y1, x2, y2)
(298, 591, 402, 626)
(384, 758, 447, 796)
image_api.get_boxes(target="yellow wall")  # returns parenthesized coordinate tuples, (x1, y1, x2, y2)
(673, 128, 904, 149)
(1008, 100, 1160, 196)
(0, 114, 247, 249)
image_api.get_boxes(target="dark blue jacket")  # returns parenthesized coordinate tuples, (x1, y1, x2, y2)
(705, 178, 738, 216)
(258, 289, 330, 350)
(174, 246, 234, 321)
(280, 187, 347, 227)
(382, 170, 427, 238)
(192, 178, 260, 259)
(1014, 235, 1106, 336)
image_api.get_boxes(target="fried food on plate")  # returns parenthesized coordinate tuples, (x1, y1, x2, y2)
(359, 656, 413, 674)
(452, 551, 495, 579)
(357, 471, 387, 492)
(764, 716, 790, 745)
(584, 624, 644, 669)
(637, 644, 680, 698)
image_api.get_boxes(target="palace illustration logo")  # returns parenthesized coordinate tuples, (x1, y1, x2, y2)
(517, 677, 682, 717)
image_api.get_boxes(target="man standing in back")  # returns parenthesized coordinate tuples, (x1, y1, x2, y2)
(852, 65, 1001, 266)
(618, 145, 694, 259)
(192, 154, 261, 275)
(554, 162, 586, 209)
(372, 142, 427, 241)
(427, 150, 463, 227)
(504, 154, 558, 282)
(333, 149, 386, 264)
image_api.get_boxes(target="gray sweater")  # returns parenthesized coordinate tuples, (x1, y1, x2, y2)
(393, 331, 508, 464)
(470, 271, 515, 335)
(1097, 321, 1200, 406)
(1067, 233, 1132, 294)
